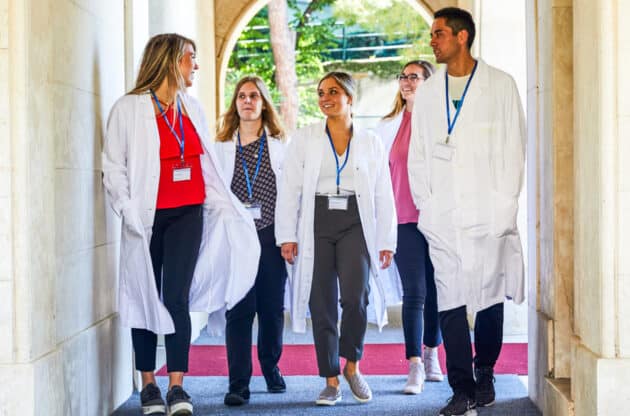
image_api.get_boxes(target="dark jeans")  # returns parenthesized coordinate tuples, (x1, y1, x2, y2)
(439, 303, 504, 396)
(225, 224, 287, 392)
(395, 223, 443, 359)
(310, 195, 371, 377)
(132, 204, 203, 372)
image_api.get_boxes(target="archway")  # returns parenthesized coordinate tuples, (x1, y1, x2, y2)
(213, 0, 439, 116)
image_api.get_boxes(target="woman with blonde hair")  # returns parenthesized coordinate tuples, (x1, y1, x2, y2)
(214, 76, 289, 406)
(276, 71, 397, 406)
(102, 33, 259, 416)
(375, 60, 444, 395)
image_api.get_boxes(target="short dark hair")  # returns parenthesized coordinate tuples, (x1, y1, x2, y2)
(434, 7, 476, 50)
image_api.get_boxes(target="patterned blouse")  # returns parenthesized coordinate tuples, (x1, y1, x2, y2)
(230, 137, 277, 230)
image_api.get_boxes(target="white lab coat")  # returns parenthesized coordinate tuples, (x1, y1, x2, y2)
(275, 121, 397, 333)
(102, 92, 260, 335)
(372, 111, 407, 305)
(408, 60, 526, 314)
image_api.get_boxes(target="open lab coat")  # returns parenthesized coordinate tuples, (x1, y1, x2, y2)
(275, 121, 397, 333)
(408, 60, 526, 314)
(372, 111, 406, 305)
(102, 92, 260, 335)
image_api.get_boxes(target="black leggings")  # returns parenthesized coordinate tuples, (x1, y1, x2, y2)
(225, 224, 288, 392)
(132, 204, 203, 372)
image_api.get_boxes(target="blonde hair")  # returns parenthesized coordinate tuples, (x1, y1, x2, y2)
(216, 76, 286, 142)
(129, 33, 196, 95)
(383, 60, 434, 120)
(318, 71, 356, 103)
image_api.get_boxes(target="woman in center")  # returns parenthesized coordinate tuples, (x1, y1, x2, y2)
(276, 71, 397, 406)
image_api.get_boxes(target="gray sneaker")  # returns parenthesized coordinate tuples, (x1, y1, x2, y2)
(343, 368, 372, 403)
(403, 361, 425, 394)
(315, 385, 342, 406)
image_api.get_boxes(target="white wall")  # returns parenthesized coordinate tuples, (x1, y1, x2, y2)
(0, 1, 132, 414)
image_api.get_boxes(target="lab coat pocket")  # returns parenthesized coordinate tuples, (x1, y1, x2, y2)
(491, 191, 518, 237)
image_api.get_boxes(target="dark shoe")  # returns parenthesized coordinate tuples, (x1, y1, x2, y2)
(474, 366, 496, 407)
(140, 383, 166, 415)
(166, 385, 193, 416)
(438, 392, 477, 416)
(224, 388, 250, 406)
(264, 367, 287, 393)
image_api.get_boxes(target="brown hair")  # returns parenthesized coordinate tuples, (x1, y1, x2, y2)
(383, 60, 434, 120)
(129, 33, 196, 95)
(318, 71, 356, 103)
(216, 76, 286, 142)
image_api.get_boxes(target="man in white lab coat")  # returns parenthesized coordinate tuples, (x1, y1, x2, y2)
(408, 7, 526, 416)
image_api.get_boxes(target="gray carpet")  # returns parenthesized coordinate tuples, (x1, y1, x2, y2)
(112, 375, 541, 415)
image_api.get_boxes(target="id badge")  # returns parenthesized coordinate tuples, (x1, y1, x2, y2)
(328, 195, 348, 211)
(433, 143, 455, 161)
(172, 163, 192, 182)
(244, 201, 262, 220)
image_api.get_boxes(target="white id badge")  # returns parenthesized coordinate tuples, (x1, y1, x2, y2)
(244, 201, 262, 220)
(433, 143, 455, 161)
(328, 195, 348, 210)
(173, 166, 192, 182)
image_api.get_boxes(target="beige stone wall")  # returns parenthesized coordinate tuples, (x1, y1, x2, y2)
(0, 0, 132, 414)
(527, 0, 575, 414)
(573, 0, 630, 414)
(0, 0, 12, 368)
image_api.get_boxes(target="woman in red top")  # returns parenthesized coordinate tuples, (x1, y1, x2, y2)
(103, 33, 217, 416)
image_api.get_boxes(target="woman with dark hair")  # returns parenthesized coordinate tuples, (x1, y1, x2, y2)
(102, 34, 259, 416)
(375, 60, 445, 395)
(276, 72, 396, 406)
(215, 76, 289, 406)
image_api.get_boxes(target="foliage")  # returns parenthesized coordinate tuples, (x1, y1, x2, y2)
(226, 1, 337, 126)
(225, 0, 434, 126)
(333, 0, 432, 63)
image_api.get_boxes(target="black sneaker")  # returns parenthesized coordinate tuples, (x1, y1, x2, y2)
(224, 387, 250, 406)
(474, 366, 496, 407)
(140, 383, 166, 415)
(166, 385, 193, 416)
(264, 367, 287, 393)
(438, 392, 477, 416)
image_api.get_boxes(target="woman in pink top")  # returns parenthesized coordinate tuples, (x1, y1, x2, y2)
(375, 60, 444, 394)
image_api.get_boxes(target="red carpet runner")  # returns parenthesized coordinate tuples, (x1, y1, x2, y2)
(157, 343, 527, 376)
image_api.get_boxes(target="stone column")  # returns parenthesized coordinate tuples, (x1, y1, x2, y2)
(573, 1, 630, 415)
(527, 0, 575, 414)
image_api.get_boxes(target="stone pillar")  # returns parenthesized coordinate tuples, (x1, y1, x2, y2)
(0, 1, 132, 414)
(573, 1, 630, 414)
(527, 0, 575, 414)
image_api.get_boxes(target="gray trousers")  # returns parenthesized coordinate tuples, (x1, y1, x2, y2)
(310, 195, 371, 377)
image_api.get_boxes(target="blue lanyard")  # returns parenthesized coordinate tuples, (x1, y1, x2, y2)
(325, 124, 352, 195)
(445, 60, 478, 144)
(151, 90, 185, 162)
(237, 130, 266, 200)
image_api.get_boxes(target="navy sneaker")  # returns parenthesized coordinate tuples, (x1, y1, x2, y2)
(224, 387, 250, 406)
(165, 385, 193, 416)
(438, 392, 477, 416)
(140, 383, 166, 415)
(264, 367, 287, 393)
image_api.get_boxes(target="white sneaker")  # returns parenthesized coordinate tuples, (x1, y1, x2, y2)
(403, 361, 425, 394)
(424, 346, 444, 382)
